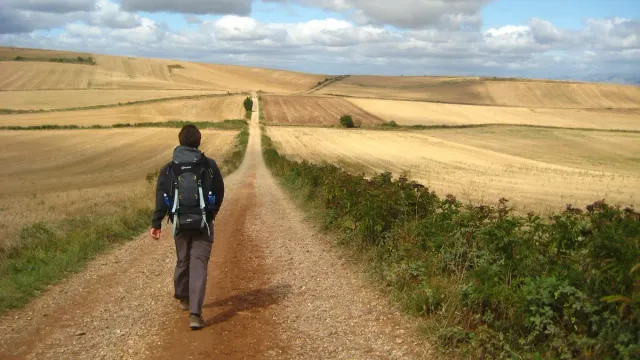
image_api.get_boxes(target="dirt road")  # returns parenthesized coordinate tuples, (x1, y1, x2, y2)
(0, 94, 432, 359)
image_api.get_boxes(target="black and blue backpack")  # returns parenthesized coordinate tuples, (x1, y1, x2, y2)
(164, 146, 216, 236)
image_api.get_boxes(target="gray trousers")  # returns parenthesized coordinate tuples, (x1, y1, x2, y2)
(173, 224, 214, 315)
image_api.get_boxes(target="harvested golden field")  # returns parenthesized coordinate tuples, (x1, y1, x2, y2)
(169, 62, 325, 93)
(262, 95, 384, 125)
(0, 95, 245, 126)
(267, 126, 640, 213)
(0, 128, 237, 249)
(0, 62, 101, 90)
(348, 98, 640, 130)
(0, 47, 324, 92)
(318, 76, 640, 109)
(0, 90, 225, 110)
(426, 126, 640, 175)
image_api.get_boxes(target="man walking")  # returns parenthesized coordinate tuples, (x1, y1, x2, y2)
(150, 124, 225, 330)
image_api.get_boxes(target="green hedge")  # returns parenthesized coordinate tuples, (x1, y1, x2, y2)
(262, 134, 640, 359)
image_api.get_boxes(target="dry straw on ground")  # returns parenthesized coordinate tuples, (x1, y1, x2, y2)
(0, 90, 225, 110)
(348, 97, 640, 130)
(0, 47, 324, 93)
(267, 126, 640, 214)
(318, 75, 640, 109)
(0, 96, 246, 126)
(0, 128, 238, 250)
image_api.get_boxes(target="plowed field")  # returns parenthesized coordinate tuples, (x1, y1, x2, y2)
(262, 95, 383, 125)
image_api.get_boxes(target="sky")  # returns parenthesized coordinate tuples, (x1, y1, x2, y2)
(1, 0, 639, 82)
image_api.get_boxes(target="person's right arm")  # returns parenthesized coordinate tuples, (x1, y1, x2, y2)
(208, 159, 225, 220)
(151, 164, 171, 230)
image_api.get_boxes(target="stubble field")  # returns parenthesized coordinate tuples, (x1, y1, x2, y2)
(317, 75, 640, 108)
(0, 95, 246, 127)
(0, 90, 226, 111)
(0, 47, 325, 93)
(266, 126, 640, 213)
(348, 97, 640, 130)
(261, 95, 384, 125)
(0, 129, 238, 249)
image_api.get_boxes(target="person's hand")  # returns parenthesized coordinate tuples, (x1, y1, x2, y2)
(150, 228, 161, 240)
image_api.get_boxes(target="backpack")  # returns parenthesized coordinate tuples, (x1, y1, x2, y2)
(165, 146, 216, 236)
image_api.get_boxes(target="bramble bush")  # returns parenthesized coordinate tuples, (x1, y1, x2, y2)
(262, 134, 640, 359)
(244, 97, 254, 112)
(340, 114, 355, 128)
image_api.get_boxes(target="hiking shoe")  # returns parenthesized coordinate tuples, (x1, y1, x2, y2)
(189, 314, 205, 330)
(178, 299, 189, 311)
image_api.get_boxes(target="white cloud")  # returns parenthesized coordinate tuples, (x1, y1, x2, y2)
(0, 0, 140, 33)
(209, 16, 286, 41)
(3, 0, 96, 13)
(269, 0, 491, 29)
(0, 1, 638, 81)
(529, 18, 564, 44)
(89, 0, 141, 29)
(583, 17, 640, 49)
(121, 0, 253, 15)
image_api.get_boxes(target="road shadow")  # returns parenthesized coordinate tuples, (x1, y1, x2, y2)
(203, 284, 292, 326)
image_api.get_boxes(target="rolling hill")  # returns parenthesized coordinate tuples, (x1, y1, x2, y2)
(0, 47, 325, 93)
(316, 75, 640, 109)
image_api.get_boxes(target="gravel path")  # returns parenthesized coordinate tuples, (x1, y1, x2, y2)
(0, 93, 434, 359)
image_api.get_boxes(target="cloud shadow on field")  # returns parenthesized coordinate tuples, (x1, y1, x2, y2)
(203, 283, 292, 325)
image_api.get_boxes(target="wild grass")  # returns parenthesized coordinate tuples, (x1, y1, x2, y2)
(258, 95, 265, 122)
(0, 119, 248, 131)
(220, 127, 249, 175)
(374, 122, 640, 133)
(262, 133, 640, 359)
(0, 192, 152, 313)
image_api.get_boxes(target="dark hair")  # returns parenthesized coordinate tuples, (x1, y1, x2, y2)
(178, 124, 201, 148)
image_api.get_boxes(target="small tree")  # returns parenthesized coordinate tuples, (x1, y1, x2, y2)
(340, 114, 355, 128)
(243, 97, 253, 112)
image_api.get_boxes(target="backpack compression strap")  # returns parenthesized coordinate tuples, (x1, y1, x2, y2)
(197, 179, 211, 236)
(171, 180, 179, 236)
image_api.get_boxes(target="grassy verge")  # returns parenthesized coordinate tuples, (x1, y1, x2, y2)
(262, 132, 640, 359)
(261, 121, 640, 134)
(375, 121, 640, 133)
(0, 119, 248, 131)
(0, 192, 153, 313)
(113, 119, 247, 130)
(258, 95, 265, 122)
(0, 92, 249, 115)
(0, 125, 249, 315)
(220, 126, 249, 175)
